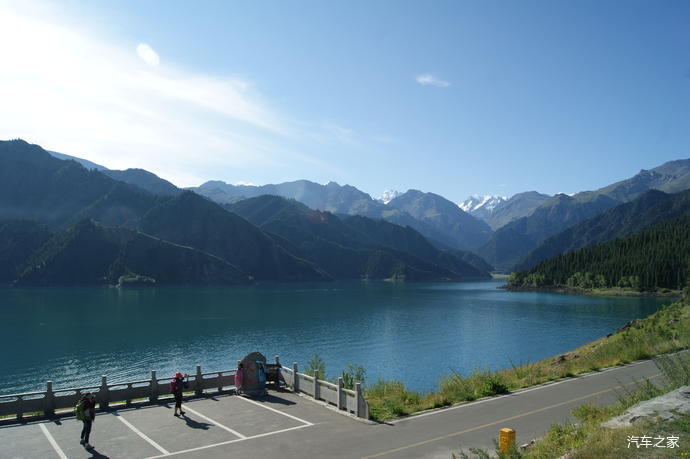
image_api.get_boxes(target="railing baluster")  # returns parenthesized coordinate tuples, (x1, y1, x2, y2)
(16, 395, 23, 421)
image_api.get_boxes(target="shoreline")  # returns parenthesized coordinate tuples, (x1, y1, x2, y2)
(366, 293, 688, 420)
(500, 284, 682, 298)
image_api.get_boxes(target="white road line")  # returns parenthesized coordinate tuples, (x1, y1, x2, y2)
(38, 423, 68, 459)
(144, 423, 312, 459)
(182, 406, 247, 439)
(234, 395, 314, 425)
(396, 358, 659, 423)
(114, 413, 170, 456)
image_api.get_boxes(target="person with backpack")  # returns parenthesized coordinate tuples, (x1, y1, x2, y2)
(170, 372, 188, 417)
(235, 363, 244, 395)
(76, 393, 96, 449)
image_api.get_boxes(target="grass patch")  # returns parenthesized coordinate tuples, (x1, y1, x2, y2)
(366, 293, 690, 422)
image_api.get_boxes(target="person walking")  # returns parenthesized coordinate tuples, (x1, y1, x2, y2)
(235, 363, 244, 395)
(170, 372, 187, 417)
(78, 393, 96, 449)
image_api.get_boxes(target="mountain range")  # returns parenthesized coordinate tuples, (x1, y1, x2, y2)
(193, 180, 493, 251)
(8, 138, 690, 283)
(514, 188, 690, 271)
(477, 161, 690, 270)
(0, 139, 492, 285)
(225, 195, 489, 280)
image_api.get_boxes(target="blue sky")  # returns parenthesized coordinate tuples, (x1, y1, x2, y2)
(1, 0, 688, 202)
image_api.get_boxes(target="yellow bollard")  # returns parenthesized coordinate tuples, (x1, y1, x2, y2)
(499, 428, 516, 454)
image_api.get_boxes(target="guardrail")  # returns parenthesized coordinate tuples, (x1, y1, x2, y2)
(0, 356, 370, 423)
(279, 361, 369, 420)
(0, 365, 236, 423)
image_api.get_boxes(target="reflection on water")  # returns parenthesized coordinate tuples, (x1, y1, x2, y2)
(0, 280, 670, 394)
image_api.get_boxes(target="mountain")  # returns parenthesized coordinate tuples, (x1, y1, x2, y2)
(0, 139, 161, 228)
(340, 214, 492, 275)
(508, 217, 690, 292)
(139, 191, 329, 282)
(47, 150, 108, 171)
(478, 159, 690, 270)
(225, 195, 490, 280)
(16, 219, 252, 286)
(195, 180, 493, 251)
(0, 139, 329, 282)
(194, 179, 385, 217)
(515, 189, 690, 271)
(387, 190, 493, 251)
(48, 150, 180, 196)
(377, 189, 402, 204)
(482, 191, 551, 230)
(102, 169, 180, 196)
(0, 219, 52, 282)
(459, 195, 507, 219)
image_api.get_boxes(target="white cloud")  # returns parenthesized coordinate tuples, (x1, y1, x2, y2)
(415, 74, 450, 87)
(0, 2, 329, 187)
(136, 43, 160, 66)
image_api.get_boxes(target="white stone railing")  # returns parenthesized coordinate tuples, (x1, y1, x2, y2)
(0, 365, 236, 423)
(279, 362, 369, 420)
(0, 356, 370, 423)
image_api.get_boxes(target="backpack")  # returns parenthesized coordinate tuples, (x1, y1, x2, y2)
(74, 400, 85, 421)
(170, 379, 178, 394)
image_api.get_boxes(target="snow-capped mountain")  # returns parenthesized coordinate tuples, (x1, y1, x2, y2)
(377, 189, 402, 204)
(459, 195, 507, 213)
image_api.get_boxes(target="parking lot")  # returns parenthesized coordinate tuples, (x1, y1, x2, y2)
(0, 391, 327, 459)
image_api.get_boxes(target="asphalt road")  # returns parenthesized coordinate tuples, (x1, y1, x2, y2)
(0, 358, 667, 458)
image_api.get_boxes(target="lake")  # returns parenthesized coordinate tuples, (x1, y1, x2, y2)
(0, 279, 671, 395)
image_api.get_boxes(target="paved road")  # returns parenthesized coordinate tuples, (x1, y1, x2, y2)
(0, 358, 665, 458)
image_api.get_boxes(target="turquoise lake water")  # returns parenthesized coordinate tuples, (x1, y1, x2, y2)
(0, 280, 671, 395)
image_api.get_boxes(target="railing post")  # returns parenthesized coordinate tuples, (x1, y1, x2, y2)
(45, 381, 55, 417)
(356, 382, 368, 419)
(275, 355, 280, 366)
(100, 375, 110, 410)
(149, 371, 158, 403)
(125, 384, 133, 407)
(16, 395, 23, 422)
(218, 372, 223, 392)
(337, 377, 344, 410)
(195, 365, 203, 396)
(313, 370, 320, 400)
(292, 362, 299, 392)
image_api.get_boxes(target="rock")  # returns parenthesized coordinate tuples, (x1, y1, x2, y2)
(601, 386, 690, 429)
(519, 440, 536, 450)
(617, 319, 640, 332)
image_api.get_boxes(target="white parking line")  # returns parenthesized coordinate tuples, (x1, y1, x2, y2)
(114, 412, 170, 455)
(38, 423, 68, 459)
(234, 395, 314, 426)
(144, 423, 313, 458)
(182, 405, 247, 439)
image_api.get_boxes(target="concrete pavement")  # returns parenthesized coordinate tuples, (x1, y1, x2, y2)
(0, 358, 666, 458)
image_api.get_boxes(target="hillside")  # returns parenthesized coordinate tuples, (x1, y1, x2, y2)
(0, 140, 329, 283)
(479, 159, 690, 270)
(102, 169, 180, 196)
(515, 189, 690, 271)
(0, 219, 52, 283)
(507, 217, 690, 292)
(16, 219, 252, 286)
(226, 195, 490, 280)
(483, 191, 551, 230)
(387, 190, 492, 250)
(195, 180, 493, 251)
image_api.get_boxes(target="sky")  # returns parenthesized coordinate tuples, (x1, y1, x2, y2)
(1, 0, 689, 203)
